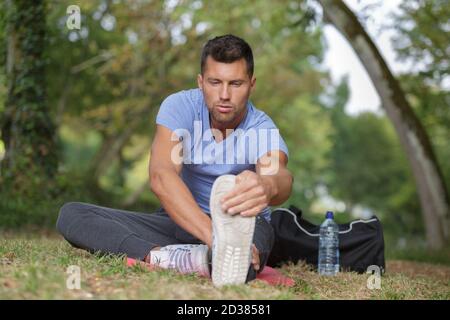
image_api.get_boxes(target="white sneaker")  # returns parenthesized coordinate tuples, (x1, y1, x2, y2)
(210, 174, 256, 287)
(149, 244, 210, 277)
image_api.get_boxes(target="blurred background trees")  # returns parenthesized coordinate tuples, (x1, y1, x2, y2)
(318, 0, 448, 249)
(1, 0, 59, 192)
(0, 0, 448, 252)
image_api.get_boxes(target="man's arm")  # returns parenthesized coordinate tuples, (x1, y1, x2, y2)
(149, 125, 213, 247)
(220, 150, 293, 217)
(257, 150, 293, 206)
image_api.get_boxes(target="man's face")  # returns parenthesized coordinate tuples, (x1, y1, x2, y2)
(198, 56, 256, 129)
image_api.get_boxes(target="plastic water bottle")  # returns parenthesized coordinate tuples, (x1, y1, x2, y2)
(318, 211, 340, 276)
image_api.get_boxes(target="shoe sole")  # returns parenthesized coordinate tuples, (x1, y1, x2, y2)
(210, 175, 255, 287)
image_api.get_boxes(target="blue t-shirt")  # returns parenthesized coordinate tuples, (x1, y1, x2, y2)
(155, 88, 289, 221)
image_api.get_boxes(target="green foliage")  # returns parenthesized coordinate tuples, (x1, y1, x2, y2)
(386, 245, 450, 266)
(281, 95, 333, 210)
(1, 0, 60, 193)
(0, 169, 95, 228)
(393, 0, 449, 87)
(392, 0, 450, 191)
(0, 1, 6, 113)
(330, 111, 416, 212)
(41, 0, 332, 214)
(319, 77, 423, 243)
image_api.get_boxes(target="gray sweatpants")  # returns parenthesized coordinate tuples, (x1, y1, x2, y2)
(56, 202, 274, 281)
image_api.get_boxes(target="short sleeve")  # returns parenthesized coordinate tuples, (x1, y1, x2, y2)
(255, 116, 289, 160)
(156, 92, 195, 132)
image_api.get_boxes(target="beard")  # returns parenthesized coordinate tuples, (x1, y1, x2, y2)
(209, 101, 249, 127)
(209, 107, 238, 125)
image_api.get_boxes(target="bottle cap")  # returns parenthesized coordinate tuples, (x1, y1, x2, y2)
(325, 211, 334, 219)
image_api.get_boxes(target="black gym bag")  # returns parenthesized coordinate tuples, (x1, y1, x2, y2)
(267, 205, 386, 274)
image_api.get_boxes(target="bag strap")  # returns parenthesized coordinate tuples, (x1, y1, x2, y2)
(272, 207, 379, 236)
(288, 205, 303, 218)
(273, 208, 320, 237)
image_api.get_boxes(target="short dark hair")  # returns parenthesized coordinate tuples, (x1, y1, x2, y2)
(200, 34, 254, 77)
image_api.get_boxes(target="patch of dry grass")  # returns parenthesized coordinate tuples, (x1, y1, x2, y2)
(1, 233, 449, 300)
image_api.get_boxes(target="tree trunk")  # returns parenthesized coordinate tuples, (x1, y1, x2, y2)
(317, 0, 449, 249)
(0, 0, 59, 190)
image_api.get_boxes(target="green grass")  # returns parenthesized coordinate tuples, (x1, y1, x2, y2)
(387, 247, 450, 266)
(1, 232, 449, 300)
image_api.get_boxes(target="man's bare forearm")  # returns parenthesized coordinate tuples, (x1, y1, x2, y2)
(260, 167, 293, 206)
(150, 169, 212, 247)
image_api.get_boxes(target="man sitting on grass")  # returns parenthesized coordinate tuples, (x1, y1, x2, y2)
(57, 34, 293, 287)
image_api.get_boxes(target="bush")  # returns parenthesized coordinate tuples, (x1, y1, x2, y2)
(0, 170, 96, 229)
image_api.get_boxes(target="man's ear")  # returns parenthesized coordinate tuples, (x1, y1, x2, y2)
(197, 74, 203, 90)
(250, 76, 256, 93)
